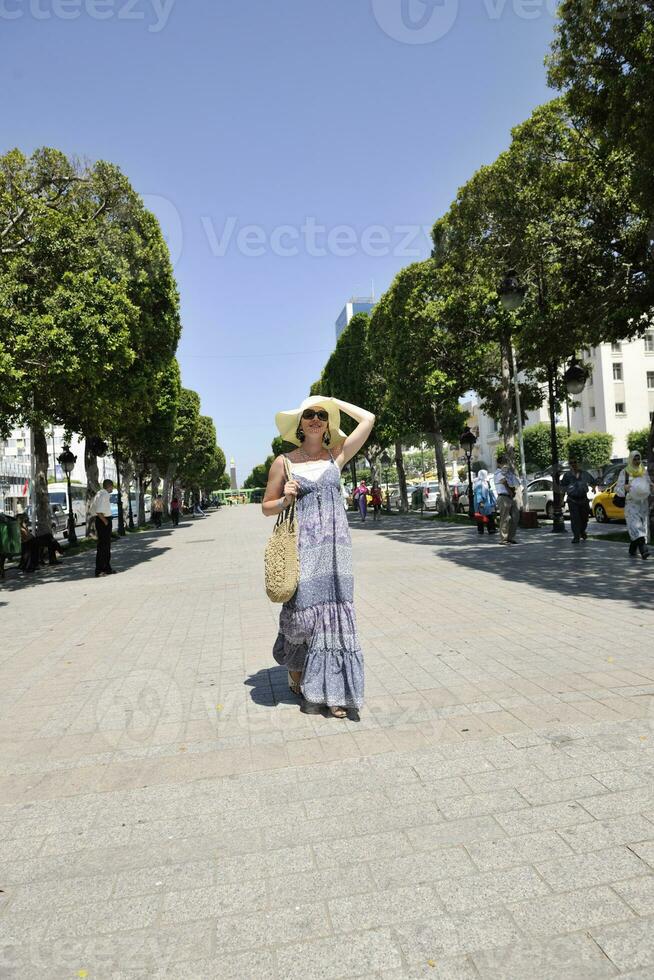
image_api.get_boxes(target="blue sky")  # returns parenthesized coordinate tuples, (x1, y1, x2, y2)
(2, 0, 558, 480)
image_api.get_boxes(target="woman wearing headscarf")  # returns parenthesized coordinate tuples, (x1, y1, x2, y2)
(263, 395, 374, 717)
(473, 469, 497, 536)
(615, 451, 653, 559)
(353, 480, 369, 522)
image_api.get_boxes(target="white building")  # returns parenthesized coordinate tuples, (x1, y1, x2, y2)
(467, 331, 654, 470)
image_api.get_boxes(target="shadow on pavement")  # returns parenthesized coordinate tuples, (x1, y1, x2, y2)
(0, 523, 193, 592)
(355, 514, 653, 611)
(245, 666, 302, 707)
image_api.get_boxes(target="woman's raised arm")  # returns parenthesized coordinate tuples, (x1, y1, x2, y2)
(332, 398, 375, 469)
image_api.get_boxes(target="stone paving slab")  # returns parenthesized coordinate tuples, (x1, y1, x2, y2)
(1, 509, 654, 977)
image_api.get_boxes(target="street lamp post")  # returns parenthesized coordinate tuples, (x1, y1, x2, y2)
(380, 451, 391, 513)
(57, 446, 78, 546)
(459, 426, 477, 521)
(546, 362, 566, 533)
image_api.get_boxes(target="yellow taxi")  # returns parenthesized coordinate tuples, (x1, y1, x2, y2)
(591, 482, 626, 523)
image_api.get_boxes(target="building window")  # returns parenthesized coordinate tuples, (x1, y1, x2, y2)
(590, 406, 596, 418)
(613, 362, 623, 381)
(587, 369, 593, 387)
(615, 402, 626, 415)
(611, 341, 622, 353)
(645, 332, 654, 353)
(648, 371, 654, 389)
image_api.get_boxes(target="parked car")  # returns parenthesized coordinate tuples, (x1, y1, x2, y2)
(596, 461, 627, 490)
(27, 503, 69, 536)
(526, 475, 595, 518)
(591, 482, 627, 523)
(421, 482, 441, 511)
(449, 484, 470, 514)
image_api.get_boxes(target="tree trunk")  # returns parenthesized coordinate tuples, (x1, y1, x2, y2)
(349, 458, 357, 491)
(162, 463, 176, 519)
(395, 441, 409, 512)
(432, 408, 452, 515)
(648, 412, 654, 545)
(151, 464, 160, 498)
(368, 452, 379, 484)
(84, 441, 101, 537)
(112, 437, 125, 536)
(137, 473, 146, 526)
(499, 332, 516, 463)
(32, 423, 51, 535)
(122, 458, 134, 529)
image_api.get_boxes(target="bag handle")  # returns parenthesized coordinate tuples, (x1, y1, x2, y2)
(275, 456, 296, 529)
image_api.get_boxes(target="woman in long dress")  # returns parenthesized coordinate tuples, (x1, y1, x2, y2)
(615, 450, 653, 559)
(262, 395, 374, 717)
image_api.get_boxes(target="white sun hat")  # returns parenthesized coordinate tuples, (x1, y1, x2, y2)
(275, 395, 348, 448)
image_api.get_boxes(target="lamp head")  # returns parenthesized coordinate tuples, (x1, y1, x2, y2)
(459, 426, 477, 454)
(563, 358, 587, 395)
(498, 270, 526, 312)
(57, 445, 77, 477)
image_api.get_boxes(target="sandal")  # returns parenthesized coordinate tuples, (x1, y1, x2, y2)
(330, 706, 347, 719)
(288, 671, 302, 697)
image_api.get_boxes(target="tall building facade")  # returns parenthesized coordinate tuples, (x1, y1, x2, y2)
(335, 296, 375, 340)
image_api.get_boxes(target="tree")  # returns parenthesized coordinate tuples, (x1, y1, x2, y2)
(432, 98, 652, 489)
(244, 435, 287, 491)
(547, 1, 654, 222)
(548, 4, 654, 491)
(0, 149, 138, 529)
(243, 457, 274, 490)
(369, 261, 488, 512)
(566, 432, 613, 468)
(0, 147, 182, 530)
(522, 423, 568, 472)
(627, 428, 650, 459)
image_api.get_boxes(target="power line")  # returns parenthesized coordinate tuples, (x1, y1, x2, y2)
(182, 349, 332, 359)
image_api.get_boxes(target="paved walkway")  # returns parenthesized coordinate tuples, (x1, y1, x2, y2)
(1, 509, 654, 979)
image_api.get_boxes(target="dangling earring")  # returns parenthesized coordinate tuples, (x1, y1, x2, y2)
(323, 428, 331, 446)
(296, 425, 305, 443)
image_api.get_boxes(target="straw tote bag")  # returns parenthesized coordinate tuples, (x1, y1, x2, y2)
(264, 456, 300, 603)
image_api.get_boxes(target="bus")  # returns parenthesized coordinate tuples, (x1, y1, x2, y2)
(47, 483, 87, 527)
(110, 491, 151, 522)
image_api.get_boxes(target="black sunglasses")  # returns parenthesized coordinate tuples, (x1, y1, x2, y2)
(302, 409, 329, 421)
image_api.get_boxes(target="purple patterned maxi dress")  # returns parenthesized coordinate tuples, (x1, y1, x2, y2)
(272, 454, 365, 709)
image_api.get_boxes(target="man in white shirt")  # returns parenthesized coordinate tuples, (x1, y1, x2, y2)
(493, 455, 520, 545)
(91, 479, 114, 577)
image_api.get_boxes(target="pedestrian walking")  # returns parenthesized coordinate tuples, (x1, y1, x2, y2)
(170, 496, 180, 526)
(152, 494, 164, 528)
(371, 481, 383, 521)
(91, 479, 114, 577)
(615, 451, 653, 560)
(353, 480, 369, 521)
(561, 458, 594, 544)
(473, 469, 497, 536)
(263, 394, 374, 717)
(494, 454, 520, 545)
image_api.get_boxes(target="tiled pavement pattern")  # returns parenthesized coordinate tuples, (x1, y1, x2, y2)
(1, 509, 654, 979)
